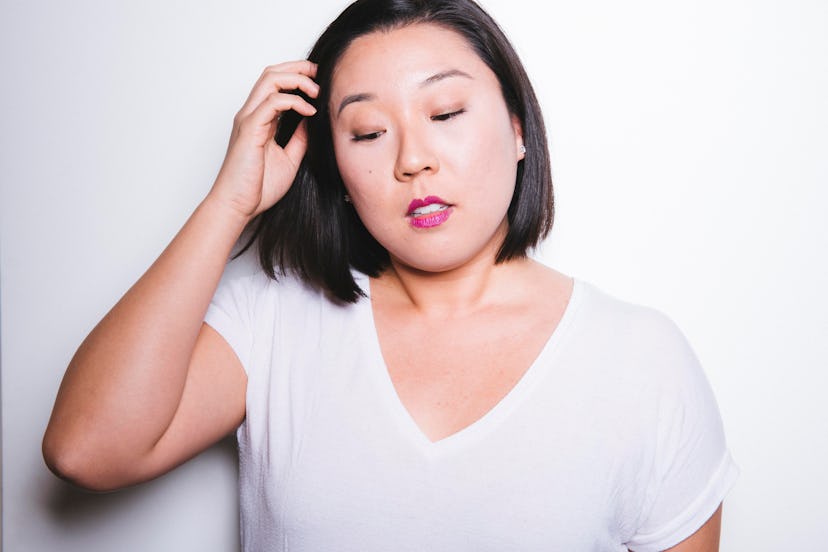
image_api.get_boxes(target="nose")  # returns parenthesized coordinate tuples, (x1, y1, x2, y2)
(393, 126, 440, 182)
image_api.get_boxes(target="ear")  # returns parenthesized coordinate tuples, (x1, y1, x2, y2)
(511, 114, 525, 161)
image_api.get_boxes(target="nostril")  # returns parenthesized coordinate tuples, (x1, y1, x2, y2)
(403, 166, 430, 177)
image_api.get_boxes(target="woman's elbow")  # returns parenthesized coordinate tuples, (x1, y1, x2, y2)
(42, 427, 130, 492)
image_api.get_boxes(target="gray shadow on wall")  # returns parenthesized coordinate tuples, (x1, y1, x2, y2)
(41, 435, 240, 551)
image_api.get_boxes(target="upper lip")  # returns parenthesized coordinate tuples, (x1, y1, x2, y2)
(407, 195, 451, 215)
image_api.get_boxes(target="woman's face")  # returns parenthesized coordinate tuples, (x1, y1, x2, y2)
(329, 23, 524, 273)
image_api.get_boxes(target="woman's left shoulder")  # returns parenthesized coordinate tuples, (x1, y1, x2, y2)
(556, 276, 706, 385)
(575, 279, 691, 343)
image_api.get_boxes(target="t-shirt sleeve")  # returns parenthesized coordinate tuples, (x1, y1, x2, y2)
(203, 272, 257, 373)
(626, 316, 739, 552)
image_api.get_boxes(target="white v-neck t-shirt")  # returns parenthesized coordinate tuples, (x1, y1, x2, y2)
(204, 269, 738, 552)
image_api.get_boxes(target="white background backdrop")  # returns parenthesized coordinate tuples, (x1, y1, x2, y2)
(2, 0, 826, 550)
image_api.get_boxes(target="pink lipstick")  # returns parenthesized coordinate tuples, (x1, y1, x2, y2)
(406, 195, 453, 229)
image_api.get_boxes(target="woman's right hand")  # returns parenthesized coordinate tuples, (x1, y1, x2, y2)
(209, 60, 319, 221)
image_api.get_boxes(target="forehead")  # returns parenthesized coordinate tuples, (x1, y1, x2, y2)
(330, 23, 494, 103)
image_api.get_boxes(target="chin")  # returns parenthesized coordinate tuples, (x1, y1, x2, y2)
(376, 219, 509, 275)
(388, 244, 497, 275)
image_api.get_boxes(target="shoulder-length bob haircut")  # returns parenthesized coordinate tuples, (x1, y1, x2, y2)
(243, 0, 554, 303)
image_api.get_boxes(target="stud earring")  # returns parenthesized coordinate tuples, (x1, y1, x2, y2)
(519, 145, 527, 155)
(344, 194, 352, 203)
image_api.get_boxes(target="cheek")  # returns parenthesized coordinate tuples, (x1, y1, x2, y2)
(333, 143, 397, 233)
(333, 140, 376, 199)
(452, 119, 518, 201)
(338, 164, 383, 207)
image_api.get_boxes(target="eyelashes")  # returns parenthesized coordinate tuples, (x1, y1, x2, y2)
(351, 109, 466, 142)
(430, 108, 465, 122)
(352, 130, 385, 142)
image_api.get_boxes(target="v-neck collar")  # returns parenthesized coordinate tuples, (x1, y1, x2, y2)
(354, 272, 585, 460)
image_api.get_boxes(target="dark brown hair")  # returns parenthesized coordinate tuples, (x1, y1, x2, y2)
(242, 0, 554, 303)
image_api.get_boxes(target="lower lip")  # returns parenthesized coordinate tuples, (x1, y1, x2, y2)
(408, 207, 453, 229)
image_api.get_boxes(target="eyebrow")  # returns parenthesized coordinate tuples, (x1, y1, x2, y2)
(337, 93, 376, 116)
(336, 69, 473, 116)
(420, 69, 473, 87)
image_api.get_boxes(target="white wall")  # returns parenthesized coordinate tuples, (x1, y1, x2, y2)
(2, 0, 826, 550)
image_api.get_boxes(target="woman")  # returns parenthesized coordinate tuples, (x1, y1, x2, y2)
(43, 0, 737, 550)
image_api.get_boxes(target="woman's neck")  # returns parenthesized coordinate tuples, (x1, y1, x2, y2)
(375, 253, 535, 318)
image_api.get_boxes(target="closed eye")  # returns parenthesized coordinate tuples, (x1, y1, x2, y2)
(351, 130, 385, 142)
(431, 109, 465, 122)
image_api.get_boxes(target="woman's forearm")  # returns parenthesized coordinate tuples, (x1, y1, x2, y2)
(42, 195, 248, 486)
